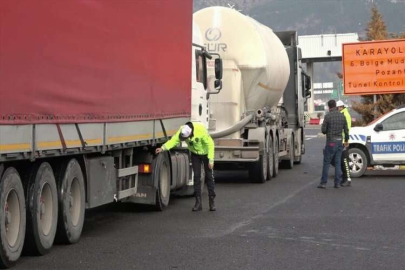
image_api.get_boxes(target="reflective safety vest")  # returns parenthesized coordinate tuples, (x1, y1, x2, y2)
(341, 107, 352, 140)
(162, 122, 215, 164)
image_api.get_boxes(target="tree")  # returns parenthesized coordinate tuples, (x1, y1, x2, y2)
(352, 4, 405, 124)
(390, 27, 405, 39)
(352, 94, 405, 124)
(365, 4, 388, 41)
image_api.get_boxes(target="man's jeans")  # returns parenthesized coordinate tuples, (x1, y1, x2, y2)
(321, 140, 343, 185)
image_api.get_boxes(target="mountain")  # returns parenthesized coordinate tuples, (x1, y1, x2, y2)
(194, 0, 267, 11)
(194, 0, 405, 37)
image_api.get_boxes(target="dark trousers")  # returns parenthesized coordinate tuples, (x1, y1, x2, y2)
(191, 154, 215, 197)
(341, 148, 351, 181)
(321, 140, 343, 185)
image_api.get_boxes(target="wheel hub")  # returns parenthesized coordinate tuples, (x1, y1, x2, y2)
(40, 197, 46, 220)
(350, 154, 362, 172)
(5, 203, 10, 232)
(69, 193, 74, 212)
(5, 187, 21, 247)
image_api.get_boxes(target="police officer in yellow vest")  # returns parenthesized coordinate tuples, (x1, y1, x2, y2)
(337, 100, 352, 186)
(155, 122, 216, 211)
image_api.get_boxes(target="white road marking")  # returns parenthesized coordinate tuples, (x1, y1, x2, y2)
(305, 135, 318, 141)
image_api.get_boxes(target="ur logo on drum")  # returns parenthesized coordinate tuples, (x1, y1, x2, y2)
(205, 28, 222, 41)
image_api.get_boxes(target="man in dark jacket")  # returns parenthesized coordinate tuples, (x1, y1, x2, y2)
(318, 100, 349, 189)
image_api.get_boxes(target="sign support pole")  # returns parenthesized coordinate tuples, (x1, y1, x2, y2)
(373, 94, 377, 119)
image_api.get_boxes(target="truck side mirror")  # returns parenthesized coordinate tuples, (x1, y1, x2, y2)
(305, 90, 311, 99)
(374, 123, 383, 132)
(215, 58, 223, 80)
(305, 76, 311, 90)
(214, 80, 222, 91)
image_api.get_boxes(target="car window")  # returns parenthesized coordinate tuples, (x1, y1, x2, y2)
(195, 51, 205, 84)
(381, 111, 405, 131)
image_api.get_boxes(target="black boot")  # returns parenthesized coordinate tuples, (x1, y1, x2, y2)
(192, 196, 202, 212)
(341, 178, 347, 185)
(209, 196, 216, 211)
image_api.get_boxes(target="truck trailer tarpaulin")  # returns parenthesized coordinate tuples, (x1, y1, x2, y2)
(342, 39, 405, 95)
(0, 0, 192, 124)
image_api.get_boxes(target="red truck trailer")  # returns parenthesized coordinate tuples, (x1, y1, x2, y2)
(0, 1, 217, 267)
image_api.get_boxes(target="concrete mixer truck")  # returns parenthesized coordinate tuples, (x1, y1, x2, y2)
(194, 7, 312, 183)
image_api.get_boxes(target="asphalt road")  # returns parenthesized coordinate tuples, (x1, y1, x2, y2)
(15, 127, 405, 270)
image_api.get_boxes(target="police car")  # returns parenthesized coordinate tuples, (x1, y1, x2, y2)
(348, 106, 405, 177)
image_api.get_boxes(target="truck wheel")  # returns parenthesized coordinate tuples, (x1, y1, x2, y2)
(282, 136, 294, 169)
(176, 162, 204, 197)
(294, 140, 302, 164)
(249, 154, 267, 183)
(154, 153, 171, 211)
(267, 136, 274, 180)
(348, 148, 368, 178)
(0, 167, 26, 268)
(294, 132, 303, 164)
(294, 155, 302, 164)
(25, 162, 58, 255)
(273, 137, 279, 177)
(55, 159, 85, 244)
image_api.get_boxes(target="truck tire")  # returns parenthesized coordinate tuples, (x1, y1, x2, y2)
(348, 148, 368, 178)
(294, 138, 302, 164)
(267, 136, 274, 180)
(273, 137, 279, 177)
(55, 159, 85, 244)
(154, 153, 171, 211)
(294, 154, 302, 164)
(282, 136, 294, 169)
(25, 162, 58, 255)
(178, 164, 204, 197)
(294, 131, 303, 164)
(249, 154, 267, 183)
(0, 167, 26, 268)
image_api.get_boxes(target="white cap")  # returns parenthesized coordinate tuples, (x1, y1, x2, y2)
(336, 100, 345, 107)
(180, 125, 192, 139)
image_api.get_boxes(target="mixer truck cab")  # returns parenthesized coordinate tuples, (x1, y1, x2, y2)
(347, 106, 405, 178)
(194, 7, 311, 184)
(192, 22, 210, 127)
(173, 22, 223, 196)
(192, 22, 223, 128)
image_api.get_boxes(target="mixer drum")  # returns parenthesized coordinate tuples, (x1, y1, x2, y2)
(194, 7, 290, 111)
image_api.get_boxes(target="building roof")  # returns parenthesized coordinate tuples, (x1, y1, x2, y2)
(298, 33, 359, 62)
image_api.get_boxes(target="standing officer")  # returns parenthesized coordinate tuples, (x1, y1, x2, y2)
(155, 122, 216, 211)
(337, 100, 352, 186)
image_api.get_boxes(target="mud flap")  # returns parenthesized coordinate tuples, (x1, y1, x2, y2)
(247, 127, 266, 154)
(126, 185, 157, 205)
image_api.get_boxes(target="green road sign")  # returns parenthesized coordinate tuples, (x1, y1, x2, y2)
(331, 89, 338, 99)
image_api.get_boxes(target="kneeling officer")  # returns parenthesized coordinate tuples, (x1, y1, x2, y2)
(155, 122, 216, 211)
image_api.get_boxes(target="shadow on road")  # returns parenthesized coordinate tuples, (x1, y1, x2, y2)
(214, 170, 252, 184)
